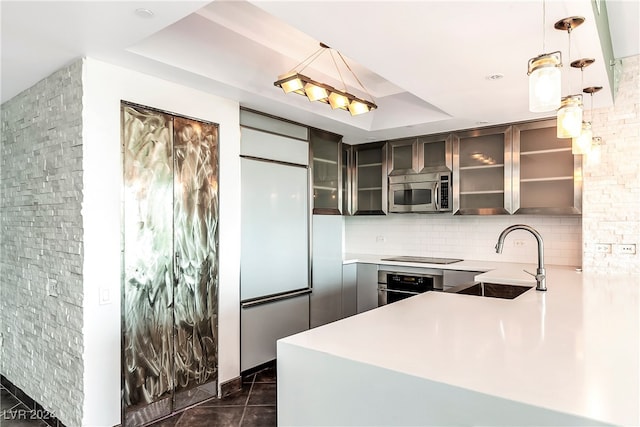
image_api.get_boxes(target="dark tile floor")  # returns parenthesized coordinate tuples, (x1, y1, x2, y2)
(148, 364, 277, 427)
(1, 364, 276, 427)
(1, 385, 50, 427)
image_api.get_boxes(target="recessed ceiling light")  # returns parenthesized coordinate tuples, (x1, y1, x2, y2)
(135, 8, 154, 18)
(487, 74, 504, 81)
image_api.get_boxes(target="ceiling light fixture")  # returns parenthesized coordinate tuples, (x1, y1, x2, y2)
(527, 0, 562, 112)
(134, 8, 154, 18)
(274, 43, 377, 116)
(555, 16, 585, 138)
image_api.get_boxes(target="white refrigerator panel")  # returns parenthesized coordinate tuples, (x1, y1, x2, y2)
(241, 294, 309, 371)
(240, 127, 309, 166)
(241, 157, 309, 301)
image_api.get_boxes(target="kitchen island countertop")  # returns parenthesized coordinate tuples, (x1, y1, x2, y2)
(277, 259, 639, 426)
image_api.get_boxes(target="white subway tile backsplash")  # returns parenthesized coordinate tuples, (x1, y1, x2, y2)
(345, 214, 582, 267)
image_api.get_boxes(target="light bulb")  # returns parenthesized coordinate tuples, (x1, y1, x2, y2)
(557, 95, 583, 138)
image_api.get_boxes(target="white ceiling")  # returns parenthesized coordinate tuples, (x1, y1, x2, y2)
(2, 0, 638, 144)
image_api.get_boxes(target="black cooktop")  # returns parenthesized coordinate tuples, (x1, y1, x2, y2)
(381, 256, 463, 265)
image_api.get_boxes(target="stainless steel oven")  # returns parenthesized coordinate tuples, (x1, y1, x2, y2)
(377, 270, 444, 306)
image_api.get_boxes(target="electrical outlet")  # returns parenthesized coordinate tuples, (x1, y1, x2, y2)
(513, 239, 525, 247)
(614, 244, 636, 255)
(376, 235, 385, 243)
(595, 243, 612, 254)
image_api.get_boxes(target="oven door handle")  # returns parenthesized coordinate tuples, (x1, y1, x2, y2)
(434, 181, 440, 211)
(378, 287, 420, 296)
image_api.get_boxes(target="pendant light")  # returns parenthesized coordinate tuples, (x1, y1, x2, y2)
(557, 94, 583, 138)
(575, 86, 602, 155)
(527, 0, 562, 112)
(555, 16, 585, 138)
(570, 59, 595, 154)
(274, 43, 377, 116)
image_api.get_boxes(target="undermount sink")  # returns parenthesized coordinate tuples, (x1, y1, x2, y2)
(451, 282, 533, 300)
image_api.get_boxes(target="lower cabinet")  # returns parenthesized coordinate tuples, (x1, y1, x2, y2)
(342, 263, 358, 318)
(310, 215, 358, 328)
(356, 263, 379, 313)
(443, 270, 482, 291)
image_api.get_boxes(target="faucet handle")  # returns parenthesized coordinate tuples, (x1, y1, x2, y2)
(524, 269, 546, 281)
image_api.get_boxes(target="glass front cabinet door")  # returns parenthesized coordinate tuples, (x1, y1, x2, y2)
(387, 138, 418, 175)
(418, 133, 453, 172)
(352, 142, 387, 215)
(310, 128, 343, 215)
(453, 126, 513, 214)
(342, 144, 353, 215)
(512, 119, 582, 214)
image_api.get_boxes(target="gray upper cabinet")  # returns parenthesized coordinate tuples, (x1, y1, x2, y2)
(453, 125, 513, 215)
(352, 142, 387, 215)
(342, 144, 353, 215)
(387, 134, 452, 175)
(512, 119, 582, 215)
(387, 138, 418, 175)
(310, 128, 343, 215)
(418, 133, 453, 172)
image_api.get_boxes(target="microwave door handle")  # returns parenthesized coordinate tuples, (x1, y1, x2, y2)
(434, 181, 440, 210)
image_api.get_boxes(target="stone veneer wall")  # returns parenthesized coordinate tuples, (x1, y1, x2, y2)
(1, 61, 84, 426)
(582, 55, 640, 275)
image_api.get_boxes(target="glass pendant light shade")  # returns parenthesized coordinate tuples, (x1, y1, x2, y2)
(276, 73, 304, 94)
(328, 92, 349, 110)
(528, 52, 562, 112)
(348, 100, 371, 116)
(304, 83, 328, 101)
(572, 121, 592, 154)
(557, 95, 583, 138)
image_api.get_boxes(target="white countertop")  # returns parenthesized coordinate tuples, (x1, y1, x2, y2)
(282, 256, 640, 425)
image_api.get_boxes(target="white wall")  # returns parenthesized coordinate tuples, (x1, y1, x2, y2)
(345, 214, 582, 267)
(81, 58, 240, 426)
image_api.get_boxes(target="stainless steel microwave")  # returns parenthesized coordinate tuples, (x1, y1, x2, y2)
(388, 172, 452, 213)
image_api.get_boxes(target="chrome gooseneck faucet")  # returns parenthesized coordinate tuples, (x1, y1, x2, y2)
(495, 224, 547, 291)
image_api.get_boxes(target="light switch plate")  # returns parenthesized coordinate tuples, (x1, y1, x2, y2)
(99, 287, 112, 305)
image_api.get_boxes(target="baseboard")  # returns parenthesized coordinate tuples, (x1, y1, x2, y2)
(219, 375, 242, 398)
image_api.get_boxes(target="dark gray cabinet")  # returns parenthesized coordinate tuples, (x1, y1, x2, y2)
(453, 125, 513, 215)
(418, 133, 453, 172)
(512, 119, 582, 215)
(387, 138, 419, 175)
(310, 128, 343, 215)
(352, 142, 387, 215)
